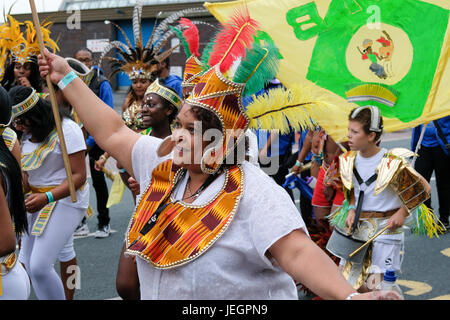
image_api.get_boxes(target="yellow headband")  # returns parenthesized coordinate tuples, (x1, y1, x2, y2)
(11, 88, 39, 118)
(145, 79, 182, 109)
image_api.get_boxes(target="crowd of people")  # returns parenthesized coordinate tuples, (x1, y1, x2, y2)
(0, 4, 448, 301)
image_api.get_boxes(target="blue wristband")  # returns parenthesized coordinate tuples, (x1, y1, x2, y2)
(295, 160, 304, 167)
(57, 71, 78, 90)
(348, 205, 356, 211)
(45, 191, 54, 204)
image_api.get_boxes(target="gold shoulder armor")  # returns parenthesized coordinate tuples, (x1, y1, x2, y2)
(339, 151, 357, 191)
(375, 148, 417, 195)
(375, 148, 429, 212)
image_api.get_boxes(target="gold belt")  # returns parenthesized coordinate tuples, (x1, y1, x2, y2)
(360, 208, 399, 219)
(0, 253, 18, 296)
(29, 181, 87, 194)
(29, 185, 56, 194)
(0, 253, 17, 276)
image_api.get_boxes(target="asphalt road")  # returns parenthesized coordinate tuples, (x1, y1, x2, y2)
(26, 92, 450, 300)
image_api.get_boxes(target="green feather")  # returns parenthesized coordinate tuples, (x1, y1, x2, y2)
(169, 25, 191, 57)
(233, 41, 280, 97)
(200, 32, 218, 71)
(326, 199, 349, 229)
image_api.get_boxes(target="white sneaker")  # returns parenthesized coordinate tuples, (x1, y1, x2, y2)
(74, 222, 89, 237)
(95, 225, 111, 238)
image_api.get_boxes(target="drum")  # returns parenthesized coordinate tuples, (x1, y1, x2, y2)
(326, 226, 368, 264)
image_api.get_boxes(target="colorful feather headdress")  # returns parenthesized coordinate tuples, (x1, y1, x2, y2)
(163, 7, 328, 174)
(98, 2, 209, 81)
(0, 14, 25, 80)
(0, 14, 59, 80)
(169, 18, 218, 89)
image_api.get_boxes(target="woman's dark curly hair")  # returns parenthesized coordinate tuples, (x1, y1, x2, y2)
(9, 86, 69, 143)
(1, 60, 43, 92)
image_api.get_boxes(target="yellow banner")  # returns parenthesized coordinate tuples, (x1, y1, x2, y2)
(205, 0, 450, 142)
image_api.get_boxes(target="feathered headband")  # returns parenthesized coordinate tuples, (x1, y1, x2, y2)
(98, 3, 210, 81)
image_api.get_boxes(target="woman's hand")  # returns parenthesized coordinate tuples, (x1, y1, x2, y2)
(345, 208, 356, 231)
(95, 157, 106, 172)
(351, 290, 403, 300)
(38, 48, 72, 85)
(128, 177, 140, 195)
(25, 193, 49, 213)
(386, 208, 407, 230)
(17, 76, 31, 87)
(290, 163, 302, 175)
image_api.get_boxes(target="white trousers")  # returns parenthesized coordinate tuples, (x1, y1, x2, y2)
(20, 202, 84, 300)
(0, 256, 30, 300)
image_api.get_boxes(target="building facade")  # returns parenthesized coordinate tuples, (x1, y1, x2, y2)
(12, 0, 221, 90)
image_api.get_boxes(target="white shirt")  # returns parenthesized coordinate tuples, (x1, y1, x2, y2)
(131, 135, 307, 299)
(353, 148, 404, 241)
(245, 130, 260, 166)
(21, 118, 89, 209)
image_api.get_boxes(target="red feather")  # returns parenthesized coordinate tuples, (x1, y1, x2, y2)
(180, 18, 200, 57)
(208, 8, 260, 73)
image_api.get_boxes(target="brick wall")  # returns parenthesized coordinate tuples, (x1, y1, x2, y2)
(49, 17, 220, 90)
(50, 21, 117, 88)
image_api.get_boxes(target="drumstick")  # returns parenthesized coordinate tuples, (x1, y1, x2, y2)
(285, 162, 312, 178)
(29, 0, 77, 202)
(349, 225, 390, 258)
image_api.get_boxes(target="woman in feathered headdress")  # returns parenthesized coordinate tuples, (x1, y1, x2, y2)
(38, 6, 402, 300)
(0, 15, 58, 93)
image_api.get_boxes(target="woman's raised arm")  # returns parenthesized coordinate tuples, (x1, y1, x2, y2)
(38, 49, 140, 177)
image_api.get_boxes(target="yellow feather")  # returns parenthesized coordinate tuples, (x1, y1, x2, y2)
(246, 83, 333, 133)
(345, 83, 398, 106)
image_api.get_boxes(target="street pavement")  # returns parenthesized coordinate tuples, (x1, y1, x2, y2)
(26, 91, 449, 300)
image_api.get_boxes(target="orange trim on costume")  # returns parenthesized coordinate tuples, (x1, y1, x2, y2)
(126, 159, 243, 268)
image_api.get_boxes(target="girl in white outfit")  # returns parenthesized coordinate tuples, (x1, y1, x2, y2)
(10, 85, 88, 300)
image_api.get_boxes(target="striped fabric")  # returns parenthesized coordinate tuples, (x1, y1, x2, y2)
(187, 65, 249, 173)
(126, 159, 243, 269)
(28, 185, 58, 236)
(31, 202, 57, 236)
(21, 130, 59, 171)
(182, 55, 204, 88)
(146, 79, 182, 109)
(11, 90, 39, 118)
(2, 127, 17, 151)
